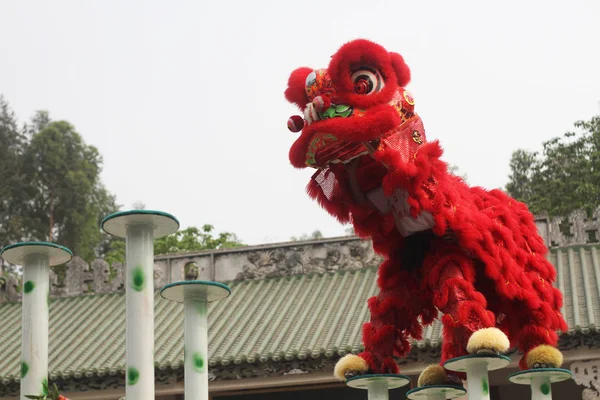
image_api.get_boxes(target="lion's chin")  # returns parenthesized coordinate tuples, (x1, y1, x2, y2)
(292, 105, 402, 169)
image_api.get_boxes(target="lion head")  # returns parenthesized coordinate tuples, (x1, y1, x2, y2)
(284, 39, 425, 170)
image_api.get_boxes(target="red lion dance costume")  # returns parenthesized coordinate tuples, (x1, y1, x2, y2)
(284, 39, 567, 387)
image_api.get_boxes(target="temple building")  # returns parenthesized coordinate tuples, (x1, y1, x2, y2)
(0, 208, 599, 399)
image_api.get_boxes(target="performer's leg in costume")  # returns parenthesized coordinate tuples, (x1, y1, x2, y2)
(417, 240, 509, 386)
(334, 256, 430, 379)
(515, 322, 562, 370)
(509, 279, 566, 369)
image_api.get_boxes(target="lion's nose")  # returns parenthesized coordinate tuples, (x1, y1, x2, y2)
(304, 95, 332, 125)
(312, 95, 331, 113)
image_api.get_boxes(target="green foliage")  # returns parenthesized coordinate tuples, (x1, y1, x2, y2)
(290, 230, 324, 241)
(0, 97, 119, 270)
(26, 110, 51, 135)
(1, 95, 247, 275)
(21, 114, 119, 261)
(25, 381, 61, 399)
(131, 200, 146, 210)
(506, 114, 600, 216)
(104, 224, 245, 263)
(154, 225, 245, 254)
(506, 149, 538, 202)
(104, 239, 125, 265)
(0, 96, 28, 248)
(448, 164, 468, 182)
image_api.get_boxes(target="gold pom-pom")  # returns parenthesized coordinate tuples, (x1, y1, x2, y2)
(333, 354, 369, 381)
(418, 364, 447, 387)
(526, 345, 563, 369)
(466, 327, 510, 354)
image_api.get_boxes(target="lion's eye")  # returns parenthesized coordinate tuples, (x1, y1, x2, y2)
(351, 68, 384, 95)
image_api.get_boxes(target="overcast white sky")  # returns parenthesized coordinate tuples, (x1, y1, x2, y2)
(1, 0, 599, 245)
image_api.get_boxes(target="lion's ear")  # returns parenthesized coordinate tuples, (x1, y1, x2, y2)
(389, 52, 411, 87)
(284, 67, 313, 110)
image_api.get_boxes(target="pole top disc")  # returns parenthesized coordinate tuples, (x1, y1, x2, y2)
(444, 353, 511, 373)
(346, 374, 411, 390)
(407, 384, 467, 399)
(160, 280, 231, 303)
(0, 242, 73, 267)
(509, 368, 572, 385)
(101, 210, 179, 239)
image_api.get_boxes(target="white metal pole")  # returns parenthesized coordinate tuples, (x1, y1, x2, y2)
(125, 223, 155, 399)
(367, 380, 389, 400)
(103, 210, 179, 400)
(160, 280, 230, 400)
(184, 295, 209, 400)
(20, 252, 50, 400)
(530, 375, 552, 400)
(465, 361, 490, 400)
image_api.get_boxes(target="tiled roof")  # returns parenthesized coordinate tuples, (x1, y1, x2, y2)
(0, 244, 598, 383)
(552, 245, 600, 333)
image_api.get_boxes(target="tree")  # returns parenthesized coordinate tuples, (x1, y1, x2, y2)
(26, 110, 51, 135)
(448, 164, 468, 182)
(154, 225, 245, 254)
(290, 230, 324, 241)
(505, 149, 538, 202)
(103, 239, 125, 266)
(104, 224, 245, 264)
(0, 101, 120, 280)
(0, 96, 28, 251)
(506, 114, 600, 216)
(131, 201, 146, 210)
(21, 112, 119, 261)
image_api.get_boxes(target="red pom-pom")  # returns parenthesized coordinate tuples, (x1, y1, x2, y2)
(287, 115, 304, 132)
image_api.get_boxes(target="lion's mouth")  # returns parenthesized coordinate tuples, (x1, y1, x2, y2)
(305, 103, 354, 126)
(305, 102, 414, 167)
(288, 90, 418, 169)
(305, 104, 372, 167)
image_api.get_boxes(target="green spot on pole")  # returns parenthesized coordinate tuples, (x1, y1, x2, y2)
(193, 352, 205, 372)
(21, 361, 28, 378)
(23, 281, 35, 293)
(482, 378, 489, 395)
(131, 267, 145, 291)
(197, 302, 207, 315)
(541, 383, 551, 395)
(127, 366, 140, 385)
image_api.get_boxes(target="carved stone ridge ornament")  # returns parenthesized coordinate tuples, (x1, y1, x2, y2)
(571, 359, 600, 400)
